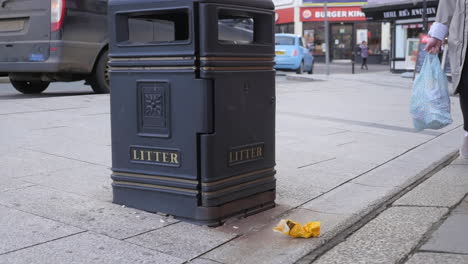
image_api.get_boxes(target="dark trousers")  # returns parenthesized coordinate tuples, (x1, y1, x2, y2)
(460, 84, 467, 131)
(459, 57, 468, 131)
(361, 58, 368, 69)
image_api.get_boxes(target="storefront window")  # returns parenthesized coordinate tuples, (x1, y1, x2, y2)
(303, 21, 382, 57)
(355, 22, 382, 55)
(303, 23, 325, 56)
(395, 24, 425, 59)
(275, 23, 294, 34)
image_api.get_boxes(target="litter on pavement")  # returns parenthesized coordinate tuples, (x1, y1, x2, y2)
(273, 219, 321, 238)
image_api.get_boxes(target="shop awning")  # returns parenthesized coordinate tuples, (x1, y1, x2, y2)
(362, 0, 439, 21)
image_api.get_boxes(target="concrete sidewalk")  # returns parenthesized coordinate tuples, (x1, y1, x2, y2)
(0, 72, 465, 264)
(307, 156, 468, 264)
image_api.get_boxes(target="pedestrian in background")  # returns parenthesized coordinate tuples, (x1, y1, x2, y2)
(426, 0, 468, 158)
(360, 41, 369, 70)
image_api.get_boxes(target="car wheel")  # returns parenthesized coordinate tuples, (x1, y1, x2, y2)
(308, 62, 314, 74)
(10, 79, 49, 94)
(89, 50, 110, 94)
(296, 61, 304, 74)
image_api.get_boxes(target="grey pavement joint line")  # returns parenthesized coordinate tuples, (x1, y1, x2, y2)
(295, 153, 459, 264)
(122, 237, 183, 259)
(300, 207, 347, 216)
(323, 130, 349, 136)
(122, 221, 180, 241)
(0, 106, 86, 116)
(189, 235, 240, 263)
(297, 157, 337, 169)
(417, 250, 468, 256)
(20, 147, 109, 168)
(337, 141, 356, 147)
(392, 204, 450, 209)
(0, 231, 88, 257)
(31, 126, 68, 131)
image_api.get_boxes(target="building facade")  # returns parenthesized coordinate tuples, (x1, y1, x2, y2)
(274, 0, 391, 63)
(362, 0, 439, 72)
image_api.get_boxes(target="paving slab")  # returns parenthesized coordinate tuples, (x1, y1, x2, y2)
(126, 222, 237, 261)
(351, 130, 462, 188)
(420, 214, 468, 255)
(0, 205, 83, 254)
(200, 208, 350, 264)
(216, 204, 293, 235)
(26, 136, 112, 167)
(0, 185, 177, 239)
(390, 129, 463, 166)
(0, 149, 89, 179)
(0, 232, 184, 264)
(452, 156, 468, 165)
(22, 164, 113, 202)
(0, 178, 35, 193)
(275, 166, 328, 206)
(0, 101, 41, 115)
(313, 207, 448, 264)
(352, 159, 434, 188)
(405, 253, 468, 264)
(420, 197, 468, 255)
(300, 182, 394, 215)
(394, 165, 468, 207)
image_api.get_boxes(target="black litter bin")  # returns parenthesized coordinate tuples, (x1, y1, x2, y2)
(108, 0, 276, 226)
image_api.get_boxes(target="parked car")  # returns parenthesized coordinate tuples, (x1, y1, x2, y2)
(0, 0, 109, 94)
(274, 33, 314, 74)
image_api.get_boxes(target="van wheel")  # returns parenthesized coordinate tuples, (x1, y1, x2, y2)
(89, 50, 110, 94)
(296, 61, 304, 74)
(10, 80, 49, 94)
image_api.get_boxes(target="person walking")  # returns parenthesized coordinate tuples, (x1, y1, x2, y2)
(426, 0, 468, 158)
(360, 41, 369, 70)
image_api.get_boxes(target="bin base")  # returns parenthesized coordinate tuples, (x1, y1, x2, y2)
(112, 185, 276, 226)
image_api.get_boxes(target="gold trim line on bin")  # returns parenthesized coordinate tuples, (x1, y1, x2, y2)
(200, 57, 274, 62)
(202, 176, 275, 196)
(113, 172, 198, 184)
(201, 66, 273, 71)
(113, 181, 199, 194)
(109, 56, 195, 62)
(202, 168, 275, 187)
(109, 66, 197, 71)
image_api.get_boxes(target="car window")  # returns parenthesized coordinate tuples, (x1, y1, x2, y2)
(275, 36, 294, 45)
(299, 38, 304, 47)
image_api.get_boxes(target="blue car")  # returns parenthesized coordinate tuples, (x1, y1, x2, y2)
(275, 34, 314, 74)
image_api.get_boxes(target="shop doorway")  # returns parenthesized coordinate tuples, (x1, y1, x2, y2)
(331, 24, 354, 61)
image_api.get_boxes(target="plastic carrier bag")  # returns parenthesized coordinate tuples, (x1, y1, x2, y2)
(410, 54, 453, 131)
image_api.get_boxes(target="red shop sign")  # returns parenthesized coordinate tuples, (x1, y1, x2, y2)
(300, 6, 366, 22)
(275, 8, 294, 24)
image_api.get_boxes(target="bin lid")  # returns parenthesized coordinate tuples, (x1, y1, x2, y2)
(109, 0, 274, 10)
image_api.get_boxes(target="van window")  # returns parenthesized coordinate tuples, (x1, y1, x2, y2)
(127, 10, 189, 44)
(218, 15, 254, 44)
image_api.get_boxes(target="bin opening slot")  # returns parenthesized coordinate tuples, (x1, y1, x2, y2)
(123, 9, 189, 44)
(218, 14, 254, 45)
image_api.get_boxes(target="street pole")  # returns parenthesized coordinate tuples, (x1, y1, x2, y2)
(324, 0, 330, 75)
(422, 0, 428, 32)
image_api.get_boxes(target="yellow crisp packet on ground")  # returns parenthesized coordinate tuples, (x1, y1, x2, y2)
(273, 219, 321, 238)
